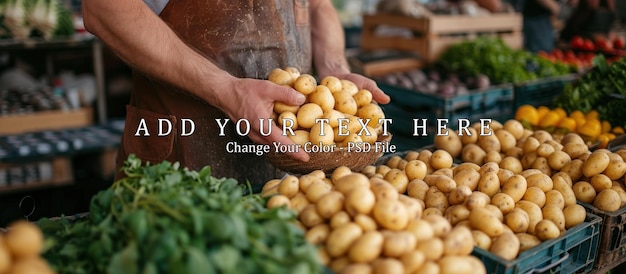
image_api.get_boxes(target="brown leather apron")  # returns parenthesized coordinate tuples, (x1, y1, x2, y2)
(115, 0, 312, 186)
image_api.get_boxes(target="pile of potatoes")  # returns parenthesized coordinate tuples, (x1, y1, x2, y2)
(267, 67, 386, 147)
(376, 148, 588, 261)
(0, 220, 55, 274)
(262, 168, 486, 274)
(433, 119, 626, 213)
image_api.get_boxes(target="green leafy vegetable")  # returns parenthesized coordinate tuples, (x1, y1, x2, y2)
(40, 155, 321, 274)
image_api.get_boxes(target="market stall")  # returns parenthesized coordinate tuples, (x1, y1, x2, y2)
(2, 0, 626, 273)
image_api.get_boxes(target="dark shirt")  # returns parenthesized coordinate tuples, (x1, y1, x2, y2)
(523, 0, 552, 17)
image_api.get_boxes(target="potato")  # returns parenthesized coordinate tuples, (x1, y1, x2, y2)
(400, 250, 426, 274)
(268, 68, 294, 86)
(398, 195, 423, 220)
(563, 142, 589, 159)
(432, 167, 454, 178)
(353, 89, 373, 108)
(333, 172, 368, 193)
(448, 185, 473, 205)
(305, 181, 332, 203)
(4, 221, 44, 259)
(591, 174, 613, 192)
(288, 129, 310, 146)
(305, 223, 330, 245)
(340, 264, 373, 274)
(465, 191, 491, 210)
(356, 103, 385, 128)
(345, 187, 376, 216)
(583, 151, 611, 177)
(267, 194, 291, 209)
(320, 109, 345, 129)
(439, 256, 487, 274)
(371, 258, 404, 274)
(484, 204, 505, 222)
(515, 200, 543, 234)
(278, 111, 299, 130)
(273, 101, 300, 116)
(497, 168, 515, 185)
(502, 175, 528, 202)
(561, 132, 585, 145)
(462, 144, 487, 165)
(478, 134, 501, 153)
(370, 178, 399, 201)
(503, 119, 525, 140)
(453, 169, 480, 190)
(316, 191, 345, 219)
(433, 175, 456, 193)
(373, 199, 409, 230)
(495, 129, 517, 152)
(407, 179, 429, 200)
(469, 207, 503, 237)
(320, 76, 342, 93)
(289, 192, 310, 212)
(552, 172, 573, 187)
(521, 152, 539, 170)
(292, 73, 317, 94)
(548, 150, 571, 171)
(490, 232, 520, 260)
(532, 157, 552, 175)
(405, 160, 428, 181)
(537, 146, 556, 161)
(472, 229, 493, 250)
(520, 168, 542, 178)
(561, 159, 585, 181)
(522, 187, 546, 208)
(542, 204, 566, 231)
(485, 151, 503, 164)
(329, 257, 350, 273)
(522, 136, 541, 155)
(532, 129, 552, 143)
(545, 139, 564, 151)
(516, 233, 541, 252)
(430, 149, 454, 170)
(500, 156, 523, 174)
(330, 211, 351, 229)
(416, 237, 445, 261)
(604, 159, 626, 180)
(573, 181, 596, 204)
(326, 222, 363, 258)
(347, 230, 384, 263)
(552, 179, 576, 207)
(594, 189, 622, 212)
(421, 214, 451, 237)
(534, 220, 561, 241)
(445, 204, 471, 225)
(491, 193, 516, 215)
(526, 173, 553, 192)
(443, 225, 474, 256)
(384, 169, 409, 193)
(460, 127, 479, 145)
(297, 103, 324, 129)
(505, 147, 524, 159)
(425, 186, 449, 212)
(300, 204, 325, 228)
(434, 133, 463, 158)
(505, 208, 530, 233)
(333, 91, 358, 116)
(563, 204, 587, 228)
(383, 231, 417, 258)
(475, 172, 499, 198)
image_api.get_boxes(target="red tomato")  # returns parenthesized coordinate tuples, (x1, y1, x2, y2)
(565, 50, 576, 60)
(584, 40, 595, 51)
(614, 37, 625, 49)
(553, 49, 564, 59)
(596, 39, 614, 52)
(571, 36, 585, 49)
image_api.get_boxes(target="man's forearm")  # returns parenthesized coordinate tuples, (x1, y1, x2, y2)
(82, 0, 233, 107)
(310, 0, 351, 78)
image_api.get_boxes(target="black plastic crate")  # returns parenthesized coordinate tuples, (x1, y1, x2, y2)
(580, 202, 626, 273)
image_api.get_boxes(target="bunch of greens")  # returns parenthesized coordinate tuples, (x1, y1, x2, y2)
(39, 155, 321, 274)
(555, 56, 626, 128)
(437, 37, 572, 84)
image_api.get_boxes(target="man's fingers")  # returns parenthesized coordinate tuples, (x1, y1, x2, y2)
(274, 85, 306, 106)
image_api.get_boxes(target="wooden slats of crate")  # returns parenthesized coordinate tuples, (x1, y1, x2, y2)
(361, 13, 523, 62)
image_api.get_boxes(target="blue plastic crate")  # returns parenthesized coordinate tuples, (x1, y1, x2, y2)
(580, 202, 626, 273)
(513, 74, 578, 109)
(472, 213, 601, 274)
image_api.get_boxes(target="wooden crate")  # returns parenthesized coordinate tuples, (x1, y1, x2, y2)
(0, 107, 93, 136)
(361, 13, 523, 62)
(0, 157, 73, 194)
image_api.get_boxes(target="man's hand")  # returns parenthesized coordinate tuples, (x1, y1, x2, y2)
(218, 77, 310, 162)
(335, 73, 391, 104)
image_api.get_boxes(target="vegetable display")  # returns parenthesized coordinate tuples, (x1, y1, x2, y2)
(40, 155, 321, 274)
(437, 37, 572, 84)
(554, 56, 626, 129)
(0, 0, 74, 40)
(261, 168, 486, 274)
